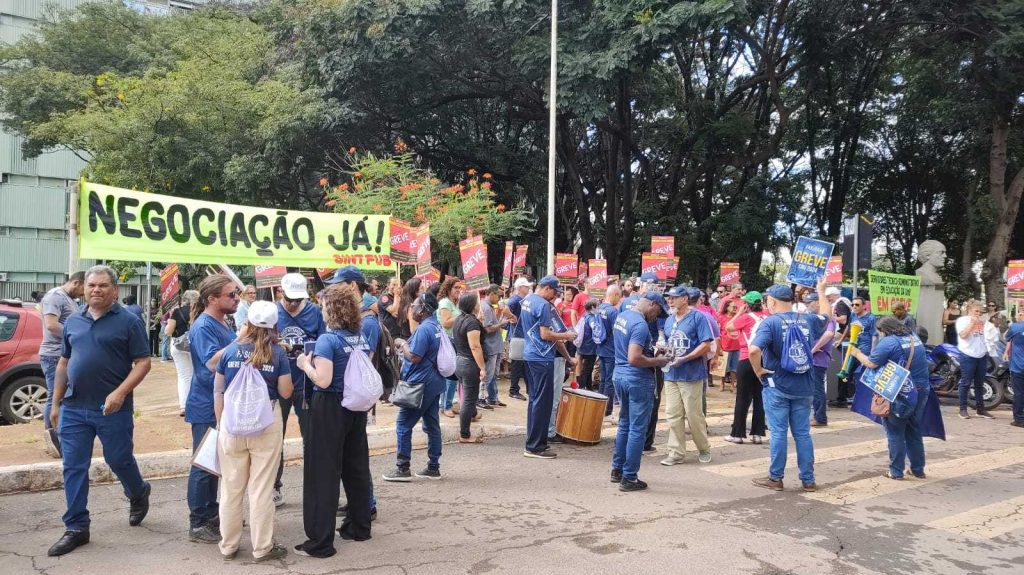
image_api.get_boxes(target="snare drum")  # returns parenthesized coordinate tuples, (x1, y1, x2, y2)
(555, 388, 608, 444)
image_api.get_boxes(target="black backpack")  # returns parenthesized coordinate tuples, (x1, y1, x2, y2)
(364, 311, 400, 395)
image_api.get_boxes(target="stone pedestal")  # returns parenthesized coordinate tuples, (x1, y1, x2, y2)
(918, 283, 944, 345)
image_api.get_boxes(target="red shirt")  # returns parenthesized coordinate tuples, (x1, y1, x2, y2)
(719, 314, 741, 351)
(571, 292, 589, 320)
(729, 310, 769, 360)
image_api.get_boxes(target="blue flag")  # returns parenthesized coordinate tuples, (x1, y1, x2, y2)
(851, 386, 946, 440)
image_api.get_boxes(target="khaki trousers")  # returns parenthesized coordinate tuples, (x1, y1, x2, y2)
(218, 403, 283, 558)
(664, 380, 710, 458)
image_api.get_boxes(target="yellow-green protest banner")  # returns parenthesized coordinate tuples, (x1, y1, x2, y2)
(868, 270, 920, 316)
(79, 181, 393, 270)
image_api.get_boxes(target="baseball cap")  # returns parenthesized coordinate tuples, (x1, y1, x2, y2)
(666, 285, 688, 298)
(247, 300, 278, 328)
(805, 293, 819, 303)
(537, 275, 563, 294)
(641, 291, 669, 318)
(764, 284, 794, 302)
(640, 271, 658, 282)
(741, 291, 762, 304)
(513, 277, 535, 289)
(325, 265, 366, 286)
(825, 287, 841, 297)
(686, 287, 704, 302)
(281, 273, 309, 299)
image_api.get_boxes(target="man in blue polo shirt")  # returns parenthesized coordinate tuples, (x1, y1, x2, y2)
(186, 274, 240, 543)
(749, 281, 829, 493)
(838, 296, 877, 406)
(1005, 307, 1024, 427)
(520, 275, 576, 459)
(597, 286, 623, 416)
(47, 265, 152, 557)
(611, 292, 671, 492)
(504, 277, 534, 401)
(659, 286, 714, 466)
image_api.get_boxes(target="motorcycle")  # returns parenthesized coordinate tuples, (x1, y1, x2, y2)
(925, 342, 1005, 410)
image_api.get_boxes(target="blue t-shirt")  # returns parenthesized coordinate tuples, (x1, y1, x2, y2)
(663, 310, 714, 382)
(505, 293, 525, 340)
(276, 301, 327, 379)
(613, 309, 655, 384)
(577, 313, 599, 356)
(812, 318, 837, 368)
(853, 312, 878, 354)
(596, 302, 619, 358)
(216, 342, 291, 400)
(619, 295, 640, 313)
(1008, 322, 1024, 374)
(61, 303, 149, 413)
(520, 293, 563, 362)
(750, 311, 826, 397)
(186, 313, 237, 424)
(313, 329, 369, 394)
(868, 335, 928, 388)
(361, 312, 381, 354)
(124, 303, 145, 325)
(400, 316, 447, 396)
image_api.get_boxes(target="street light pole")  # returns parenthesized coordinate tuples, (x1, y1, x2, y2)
(546, 0, 558, 275)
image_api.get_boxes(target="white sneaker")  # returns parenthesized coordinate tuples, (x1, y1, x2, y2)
(272, 489, 283, 507)
(660, 455, 685, 466)
(697, 451, 712, 464)
(723, 436, 744, 444)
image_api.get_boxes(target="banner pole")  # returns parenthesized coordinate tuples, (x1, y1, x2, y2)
(67, 180, 80, 275)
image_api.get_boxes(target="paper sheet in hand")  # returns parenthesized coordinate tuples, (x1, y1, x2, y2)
(190, 427, 220, 477)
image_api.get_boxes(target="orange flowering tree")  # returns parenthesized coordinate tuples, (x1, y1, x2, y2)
(320, 151, 532, 269)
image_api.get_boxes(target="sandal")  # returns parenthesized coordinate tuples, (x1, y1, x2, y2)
(883, 471, 904, 481)
(442, 410, 456, 418)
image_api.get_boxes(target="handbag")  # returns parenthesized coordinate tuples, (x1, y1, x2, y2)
(172, 332, 191, 352)
(870, 336, 915, 418)
(508, 337, 525, 361)
(390, 380, 424, 410)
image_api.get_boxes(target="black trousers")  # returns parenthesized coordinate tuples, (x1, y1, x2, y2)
(644, 368, 665, 450)
(274, 391, 310, 490)
(300, 393, 371, 558)
(731, 359, 766, 438)
(456, 357, 481, 438)
(578, 354, 597, 391)
(509, 360, 527, 396)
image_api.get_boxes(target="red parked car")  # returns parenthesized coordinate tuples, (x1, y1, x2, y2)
(0, 299, 44, 424)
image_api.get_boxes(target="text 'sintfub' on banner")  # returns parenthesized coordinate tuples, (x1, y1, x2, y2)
(868, 270, 921, 315)
(650, 236, 674, 257)
(720, 262, 740, 286)
(459, 235, 489, 291)
(555, 253, 578, 285)
(79, 181, 393, 270)
(389, 218, 418, 264)
(513, 245, 528, 275)
(502, 241, 514, 288)
(786, 236, 835, 288)
(160, 264, 180, 307)
(414, 224, 432, 277)
(254, 265, 287, 288)
(826, 256, 843, 284)
(586, 260, 608, 299)
(1008, 260, 1024, 298)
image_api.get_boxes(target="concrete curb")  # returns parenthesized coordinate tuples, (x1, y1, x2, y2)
(0, 423, 527, 496)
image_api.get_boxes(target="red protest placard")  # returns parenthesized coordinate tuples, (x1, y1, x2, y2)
(160, 264, 180, 307)
(651, 236, 674, 257)
(459, 235, 489, 291)
(389, 217, 417, 264)
(1009, 260, 1024, 297)
(414, 224, 432, 277)
(641, 253, 672, 280)
(578, 260, 588, 284)
(514, 245, 528, 275)
(315, 268, 336, 280)
(720, 262, 740, 286)
(416, 266, 441, 288)
(826, 256, 843, 284)
(501, 241, 514, 288)
(586, 259, 608, 299)
(254, 265, 287, 288)
(555, 253, 578, 285)
(666, 257, 679, 282)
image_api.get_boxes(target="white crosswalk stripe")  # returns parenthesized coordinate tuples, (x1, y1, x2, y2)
(925, 495, 1024, 539)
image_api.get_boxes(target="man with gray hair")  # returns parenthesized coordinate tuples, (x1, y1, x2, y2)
(47, 266, 152, 556)
(891, 302, 917, 334)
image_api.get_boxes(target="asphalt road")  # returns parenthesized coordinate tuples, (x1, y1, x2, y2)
(1, 406, 1022, 575)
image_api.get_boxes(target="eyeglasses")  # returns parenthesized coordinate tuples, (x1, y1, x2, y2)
(987, 304, 997, 308)
(851, 303, 862, 307)
(223, 290, 240, 299)
(284, 296, 304, 304)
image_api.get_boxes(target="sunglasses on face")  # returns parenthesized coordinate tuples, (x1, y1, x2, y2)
(852, 303, 862, 307)
(223, 291, 240, 299)
(284, 296, 303, 304)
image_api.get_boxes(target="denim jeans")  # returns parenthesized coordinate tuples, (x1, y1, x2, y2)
(1011, 372, 1024, 423)
(549, 357, 566, 438)
(611, 376, 654, 481)
(59, 405, 146, 530)
(41, 355, 59, 430)
(762, 386, 815, 484)
(883, 385, 929, 478)
(811, 365, 827, 424)
(441, 378, 458, 411)
(396, 389, 443, 470)
(598, 356, 616, 415)
(958, 354, 988, 410)
(525, 361, 555, 453)
(160, 332, 171, 360)
(188, 422, 219, 528)
(484, 354, 500, 403)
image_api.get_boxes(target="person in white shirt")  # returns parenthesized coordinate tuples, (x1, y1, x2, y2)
(955, 301, 994, 419)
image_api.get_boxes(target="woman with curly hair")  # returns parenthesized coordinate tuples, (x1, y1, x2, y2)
(436, 276, 465, 417)
(294, 284, 372, 558)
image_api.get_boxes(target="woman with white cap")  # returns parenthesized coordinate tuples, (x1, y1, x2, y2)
(213, 300, 293, 562)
